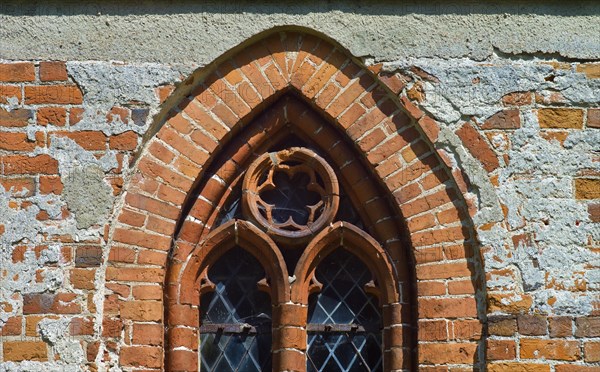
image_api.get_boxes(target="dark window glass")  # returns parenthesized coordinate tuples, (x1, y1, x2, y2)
(307, 248, 383, 372)
(200, 247, 272, 372)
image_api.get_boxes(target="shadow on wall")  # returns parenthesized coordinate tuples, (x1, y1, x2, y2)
(1, 0, 598, 16)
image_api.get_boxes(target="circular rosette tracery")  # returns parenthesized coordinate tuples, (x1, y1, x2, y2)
(242, 147, 339, 245)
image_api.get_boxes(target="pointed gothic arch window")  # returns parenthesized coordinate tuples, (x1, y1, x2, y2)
(172, 95, 407, 371)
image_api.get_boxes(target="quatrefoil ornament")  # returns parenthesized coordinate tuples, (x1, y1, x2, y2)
(242, 147, 339, 245)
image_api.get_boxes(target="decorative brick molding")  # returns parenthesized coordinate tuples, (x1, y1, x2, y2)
(106, 30, 482, 370)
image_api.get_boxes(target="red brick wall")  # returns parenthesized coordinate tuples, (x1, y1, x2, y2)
(0, 29, 599, 371)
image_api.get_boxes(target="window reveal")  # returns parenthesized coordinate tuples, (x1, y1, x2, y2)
(197, 144, 398, 371)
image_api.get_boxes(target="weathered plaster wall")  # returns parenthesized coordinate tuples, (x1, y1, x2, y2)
(0, 2, 599, 371)
(1, 1, 600, 64)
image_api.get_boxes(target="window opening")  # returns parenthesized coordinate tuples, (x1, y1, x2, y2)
(307, 248, 383, 372)
(200, 247, 272, 372)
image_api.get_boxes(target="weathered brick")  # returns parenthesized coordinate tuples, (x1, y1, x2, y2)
(502, 91, 532, 106)
(3, 341, 47, 361)
(482, 109, 521, 129)
(23, 293, 81, 314)
(51, 131, 107, 151)
(0, 108, 33, 127)
(75, 245, 103, 267)
(520, 339, 581, 360)
(106, 267, 164, 282)
(119, 301, 162, 321)
(588, 108, 600, 128)
(419, 342, 477, 364)
(25, 85, 83, 105)
(109, 131, 138, 150)
(518, 314, 547, 336)
(2, 154, 58, 174)
(0, 85, 22, 104)
(488, 363, 550, 372)
(120, 346, 162, 368)
(455, 121, 499, 172)
(575, 178, 600, 199)
(576, 316, 600, 337)
(0, 177, 35, 197)
(0, 63, 35, 82)
(549, 316, 573, 337)
(538, 108, 584, 129)
(585, 341, 600, 362)
(577, 63, 600, 78)
(39, 61, 68, 81)
(38, 107, 67, 126)
(487, 339, 516, 360)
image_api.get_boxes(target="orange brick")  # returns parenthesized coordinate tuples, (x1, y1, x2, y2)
(132, 285, 162, 300)
(25, 85, 83, 104)
(2, 154, 58, 174)
(418, 320, 447, 341)
(419, 298, 478, 318)
(3, 341, 47, 361)
(37, 107, 67, 126)
(448, 279, 476, 295)
(39, 175, 63, 194)
(51, 131, 107, 151)
(109, 131, 138, 150)
(132, 323, 163, 345)
(0, 108, 33, 127)
(538, 108, 584, 129)
(70, 268, 96, 290)
(106, 267, 164, 282)
(455, 121, 499, 172)
(487, 339, 516, 360)
(520, 339, 580, 360)
(0, 177, 35, 197)
(416, 261, 471, 280)
(0, 132, 36, 151)
(39, 61, 68, 81)
(120, 346, 162, 368)
(419, 342, 477, 364)
(0, 316, 22, 336)
(0, 63, 35, 82)
(0, 85, 22, 104)
(452, 319, 482, 340)
(585, 341, 600, 362)
(488, 363, 550, 372)
(119, 301, 162, 322)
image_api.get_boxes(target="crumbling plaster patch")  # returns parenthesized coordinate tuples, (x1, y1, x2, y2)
(383, 57, 600, 314)
(66, 62, 188, 135)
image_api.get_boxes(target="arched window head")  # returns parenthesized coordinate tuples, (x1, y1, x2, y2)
(177, 95, 404, 371)
(200, 247, 272, 371)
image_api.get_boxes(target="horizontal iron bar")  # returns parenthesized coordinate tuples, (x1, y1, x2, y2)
(306, 324, 380, 333)
(200, 323, 270, 334)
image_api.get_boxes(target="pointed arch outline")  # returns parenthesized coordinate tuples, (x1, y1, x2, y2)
(105, 26, 486, 371)
(292, 221, 399, 305)
(177, 219, 290, 306)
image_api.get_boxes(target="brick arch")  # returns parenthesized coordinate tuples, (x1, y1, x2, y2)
(106, 28, 484, 371)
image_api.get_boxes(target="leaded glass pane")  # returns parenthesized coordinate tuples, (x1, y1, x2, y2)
(200, 247, 272, 372)
(307, 248, 382, 372)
